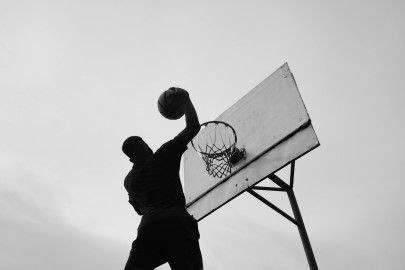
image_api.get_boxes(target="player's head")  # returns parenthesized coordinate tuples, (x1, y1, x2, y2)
(122, 136, 153, 162)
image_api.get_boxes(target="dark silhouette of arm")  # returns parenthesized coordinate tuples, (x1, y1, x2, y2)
(176, 90, 200, 145)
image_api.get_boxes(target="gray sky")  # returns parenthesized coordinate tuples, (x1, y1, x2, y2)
(1, 0, 404, 269)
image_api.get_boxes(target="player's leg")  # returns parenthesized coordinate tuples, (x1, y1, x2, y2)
(164, 216, 203, 270)
(124, 226, 167, 270)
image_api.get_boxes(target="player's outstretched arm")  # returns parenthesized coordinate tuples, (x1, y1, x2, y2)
(177, 89, 200, 144)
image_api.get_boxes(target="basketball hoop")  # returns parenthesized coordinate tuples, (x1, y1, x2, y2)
(191, 121, 246, 178)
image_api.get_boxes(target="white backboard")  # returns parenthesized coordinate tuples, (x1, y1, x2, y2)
(184, 63, 319, 221)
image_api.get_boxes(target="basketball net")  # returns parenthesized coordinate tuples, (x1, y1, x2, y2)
(191, 121, 237, 178)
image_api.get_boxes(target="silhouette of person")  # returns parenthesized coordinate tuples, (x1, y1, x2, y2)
(122, 88, 203, 270)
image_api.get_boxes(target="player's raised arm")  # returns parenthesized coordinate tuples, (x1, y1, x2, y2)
(178, 89, 200, 144)
(157, 87, 200, 145)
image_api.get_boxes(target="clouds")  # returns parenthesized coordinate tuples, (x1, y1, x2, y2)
(0, 186, 128, 270)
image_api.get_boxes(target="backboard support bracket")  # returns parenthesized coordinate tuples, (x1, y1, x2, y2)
(230, 147, 246, 167)
(247, 160, 319, 270)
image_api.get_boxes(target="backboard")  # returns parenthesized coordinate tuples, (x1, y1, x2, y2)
(184, 63, 319, 221)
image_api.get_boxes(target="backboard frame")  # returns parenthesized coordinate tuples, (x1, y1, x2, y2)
(184, 62, 319, 221)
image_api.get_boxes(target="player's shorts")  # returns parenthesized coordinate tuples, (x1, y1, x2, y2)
(124, 215, 203, 270)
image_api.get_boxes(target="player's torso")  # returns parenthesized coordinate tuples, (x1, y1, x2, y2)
(125, 154, 185, 212)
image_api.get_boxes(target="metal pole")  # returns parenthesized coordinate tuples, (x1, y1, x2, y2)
(287, 189, 318, 270)
(290, 160, 295, 188)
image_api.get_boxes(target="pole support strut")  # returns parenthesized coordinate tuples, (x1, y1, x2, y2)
(248, 161, 319, 270)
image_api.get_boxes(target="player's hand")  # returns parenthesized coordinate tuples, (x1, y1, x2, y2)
(170, 87, 188, 96)
(170, 87, 190, 103)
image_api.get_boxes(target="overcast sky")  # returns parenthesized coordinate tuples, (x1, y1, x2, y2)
(1, 0, 404, 269)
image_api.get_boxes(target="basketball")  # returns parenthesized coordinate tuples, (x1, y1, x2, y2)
(157, 87, 186, 120)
